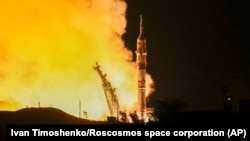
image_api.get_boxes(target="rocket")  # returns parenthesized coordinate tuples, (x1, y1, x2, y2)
(136, 15, 147, 122)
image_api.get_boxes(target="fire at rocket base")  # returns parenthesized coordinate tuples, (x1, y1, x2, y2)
(136, 15, 147, 122)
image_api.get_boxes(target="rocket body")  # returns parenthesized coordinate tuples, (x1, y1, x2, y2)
(136, 15, 147, 121)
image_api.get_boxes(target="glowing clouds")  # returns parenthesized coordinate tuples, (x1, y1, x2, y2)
(0, 0, 154, 120)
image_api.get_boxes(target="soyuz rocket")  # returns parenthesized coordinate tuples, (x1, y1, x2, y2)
(136, 15, 147, 121)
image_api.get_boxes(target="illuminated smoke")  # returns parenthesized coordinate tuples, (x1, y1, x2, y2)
(0, 0, 154, 120)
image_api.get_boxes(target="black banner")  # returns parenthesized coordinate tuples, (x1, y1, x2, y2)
(3, 124, 249, 140)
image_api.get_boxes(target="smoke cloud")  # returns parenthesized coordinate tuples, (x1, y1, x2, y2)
(0, 0, 154, 120)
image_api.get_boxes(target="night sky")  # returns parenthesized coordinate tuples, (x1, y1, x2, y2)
(123, 0, 249, 111)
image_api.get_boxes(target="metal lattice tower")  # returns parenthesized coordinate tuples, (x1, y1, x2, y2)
(93, 62, 120, 119)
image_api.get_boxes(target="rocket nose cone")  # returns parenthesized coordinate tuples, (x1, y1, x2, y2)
(137, 34, 145, 40)
(138, 15, 145, 40)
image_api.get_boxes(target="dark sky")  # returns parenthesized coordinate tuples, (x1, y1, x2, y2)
(123, 0, 249, 111)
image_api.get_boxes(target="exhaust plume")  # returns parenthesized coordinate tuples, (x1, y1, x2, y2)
(0, 0, 154, 120)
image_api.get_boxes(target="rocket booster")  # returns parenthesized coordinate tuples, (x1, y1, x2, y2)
(136, 15, 147, 121)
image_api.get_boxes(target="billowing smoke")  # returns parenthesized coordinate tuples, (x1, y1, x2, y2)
(0, 0, 154, 120)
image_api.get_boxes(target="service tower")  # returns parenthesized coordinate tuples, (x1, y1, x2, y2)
(136, 15, 147, 122)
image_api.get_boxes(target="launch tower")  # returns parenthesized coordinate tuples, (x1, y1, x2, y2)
(93, 62, 120, 121)
(136, 15, 147, 122)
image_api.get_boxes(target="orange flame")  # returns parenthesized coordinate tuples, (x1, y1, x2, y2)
(0, 0, 154, 120)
